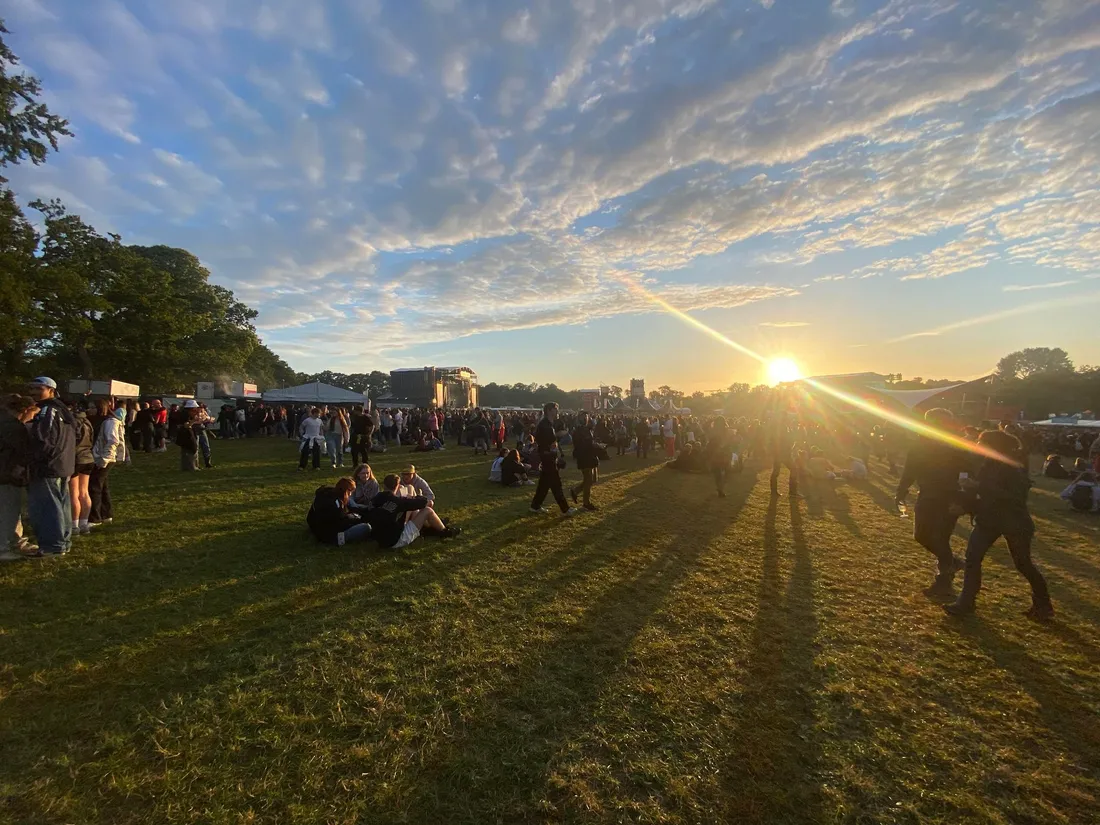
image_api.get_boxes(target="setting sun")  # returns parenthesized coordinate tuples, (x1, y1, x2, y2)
(766, 358, 802, 385)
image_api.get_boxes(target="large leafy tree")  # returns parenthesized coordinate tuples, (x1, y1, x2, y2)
(996, 347, 1074, 380)
(0, 21, 71, 381)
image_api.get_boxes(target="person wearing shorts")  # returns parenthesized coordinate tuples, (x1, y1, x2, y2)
(367, 474, 459, 549)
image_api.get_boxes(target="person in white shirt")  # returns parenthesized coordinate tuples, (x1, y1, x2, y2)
(235, 406, 247, 438)
(398, 464, 435, 507)
(394, 410, 405, 441)
(297, 408, 324, 470)
(489, 449, 505, 483)
(89, 405, 128, 526)
(662, 417, 676, 458)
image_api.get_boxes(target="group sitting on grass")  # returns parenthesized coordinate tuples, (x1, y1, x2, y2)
(306, 465, 459, 548)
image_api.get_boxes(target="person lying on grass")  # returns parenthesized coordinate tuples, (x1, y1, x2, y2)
(307, 477, 373, 547)
(368, 474, 460, 549)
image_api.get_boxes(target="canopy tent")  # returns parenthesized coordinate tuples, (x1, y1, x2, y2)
(865, 384, 965, 409)
(261, 381, 368, 405)
(1031, 419, 1100, 428)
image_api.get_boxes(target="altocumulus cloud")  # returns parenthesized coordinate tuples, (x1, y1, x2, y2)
(4, 0, 1100, 372)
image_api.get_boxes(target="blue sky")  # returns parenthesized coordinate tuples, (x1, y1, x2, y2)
(5, 0, 1100, 391)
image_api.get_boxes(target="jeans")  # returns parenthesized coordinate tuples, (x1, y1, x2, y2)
(350, 434, 369, 466)
(326, 432, 344, 467)
(957, 522, 1051, 609)
(914, 496, 959, 580)
(89, 464, 113, 522)
(27, 477, 72, 554)
(571, 467, 596, 506)
(0, 483, 25, 549)
(770, 458, 799, 495)
(342, 522, 373, 543)
(300, 441, 321, 469)
(197, 429, 212, 466)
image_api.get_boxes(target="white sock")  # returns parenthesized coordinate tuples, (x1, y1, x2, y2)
(78, 519, 89, 529)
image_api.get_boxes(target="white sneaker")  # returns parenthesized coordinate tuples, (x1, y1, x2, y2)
(337, 532, 346, 546)
(563, 507, 581, 517)
(528, 506, 549, 515)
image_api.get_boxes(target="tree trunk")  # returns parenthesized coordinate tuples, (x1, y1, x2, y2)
(76, 335, 94, 379)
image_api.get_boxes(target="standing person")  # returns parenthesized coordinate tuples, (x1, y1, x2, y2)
(662, 415, 676, 459)
(235, 405, 247, 438)
(90, 405, 127, 527)
(175, 401, 201, 471)
(151, 399, 168, 452)
(0, 394, 39, 560)
(22, 378, 76, 558)
(298, 407, 324, 470)
(895, 408, 971, 598)
(944, 430, 1054, 621)
(349, 406, 372, 466)
(569, 412, 600, 511)
(768, 415, 800, 498)
(69, 402, 95, 536)
(634, 417, 650, 460)
(195, 403, 214, 468)
(136, 402, 154, 453)
(709, 416, 736, 498)
(530, 403, 579, 517)
(325, 408, 347, 469)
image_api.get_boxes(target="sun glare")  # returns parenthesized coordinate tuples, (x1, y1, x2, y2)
(766, 357, 802, 385)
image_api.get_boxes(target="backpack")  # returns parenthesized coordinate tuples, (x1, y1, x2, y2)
(1069, 483, 1094, 513)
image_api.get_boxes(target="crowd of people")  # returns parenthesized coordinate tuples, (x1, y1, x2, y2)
(4, 376, 1096, 626)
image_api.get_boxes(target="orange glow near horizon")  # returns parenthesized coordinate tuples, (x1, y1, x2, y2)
(616, 274, 1020, 467)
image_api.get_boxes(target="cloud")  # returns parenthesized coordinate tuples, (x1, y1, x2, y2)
(759, 321, 810, 328)
(1002, 280, 1080, 292)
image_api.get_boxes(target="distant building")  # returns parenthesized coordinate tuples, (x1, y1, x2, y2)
(385, 366, 478, 408)
(579, 388, 602, 413)
(630, 378, 645, 398)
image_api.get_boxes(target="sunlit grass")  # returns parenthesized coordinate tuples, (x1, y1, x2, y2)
(0, 439, 1097, 824)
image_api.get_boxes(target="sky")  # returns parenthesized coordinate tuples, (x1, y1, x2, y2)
(5, 0, 1100, 392)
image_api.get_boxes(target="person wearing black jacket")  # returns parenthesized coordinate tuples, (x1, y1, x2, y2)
(569, 413, 600, 511)
(24, 377, 77, 557)
(709, 416, 736, 498)
(768, 415, 800, 498)
(367, 474, 458, 548)
(945, 430, 1053, 621)
(307, 478, 373, 546)
(895, 408, 970, 597)
(530, 403, 579, 516)
(1, 394, 39, 560)
(349, 406, 374, 466)
(634, 417, 649, 459)
(176, 402, 201, 471)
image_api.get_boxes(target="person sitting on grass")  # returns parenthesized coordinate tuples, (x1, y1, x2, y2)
(489, 448, 506, 483)
(368, 474, 459, 549)
(413, 432, 444, 452)
(307, 477, 373, 546)
(398, 465, 435, 506)
(348, 463, 380, 511)
(502, 449, 535, 486)
(666, 442, 697, 471)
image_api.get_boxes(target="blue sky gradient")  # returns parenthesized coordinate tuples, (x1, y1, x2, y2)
(6, 0, 1100, 390)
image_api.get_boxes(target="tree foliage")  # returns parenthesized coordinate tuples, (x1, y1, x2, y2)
(996, 347, 1074, 380)
(0, 21, 71, 176)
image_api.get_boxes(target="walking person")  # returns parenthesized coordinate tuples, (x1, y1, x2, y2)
(530, 403, 579, 517)
(768, 416, 800, 498)
(569, 412, 601, 511)
(634, 417, 650, 459)
(151, 399, 168, 452)
(175, 401, 201, 471)
(895, 408, 970, 598)
(349, 405, 373, 466)
(0, 394, 40, 560)
(662, 415, 676, 459)
(90, 404, 127, 527)
(944, 429, 1054, 621)
(137, 401, 154, 453)
(22, 377, 76, 558)
(195, 403, 215, 468)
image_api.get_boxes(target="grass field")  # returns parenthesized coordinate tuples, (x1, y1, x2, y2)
(1, 437, 1098, 825)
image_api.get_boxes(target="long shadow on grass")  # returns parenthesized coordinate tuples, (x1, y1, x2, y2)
(717, 496, 822, 824)
(391, 467, 762, 823)
(948, 620, 1100, 775)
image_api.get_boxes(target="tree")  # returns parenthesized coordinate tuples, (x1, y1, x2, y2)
(727, 383, 750, 395)
(608, 385, 623, 398)
(996, 347, 1074, 380)
(0, 22, 71, 176)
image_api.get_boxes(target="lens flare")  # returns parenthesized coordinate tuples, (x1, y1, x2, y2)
(615, 273, 1019, 467)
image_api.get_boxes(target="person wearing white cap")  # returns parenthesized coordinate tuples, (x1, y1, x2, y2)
(175, 400, 201, 471)
(22, 377, 77, 557)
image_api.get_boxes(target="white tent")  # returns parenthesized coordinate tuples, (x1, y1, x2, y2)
(864, 384, 964, 409)
(261, 381, 368, 405)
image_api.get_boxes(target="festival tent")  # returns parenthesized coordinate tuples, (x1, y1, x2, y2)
(260, 381, 368, 405)
(865, 384, 965, 409)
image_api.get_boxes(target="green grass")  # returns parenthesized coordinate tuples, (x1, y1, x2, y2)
(1, 438, 1098, 824)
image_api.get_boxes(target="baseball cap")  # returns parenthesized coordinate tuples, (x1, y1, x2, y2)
(28, 376, 58, 389)
(401, 465, 416, 475)
(183, 399, 199, 408)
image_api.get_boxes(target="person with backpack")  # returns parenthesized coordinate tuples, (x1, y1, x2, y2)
(944, 430, 1054, 621)
(22, 377, 76, 557)
(307, 477, 373, 546)
(69, 401, 95, 536)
